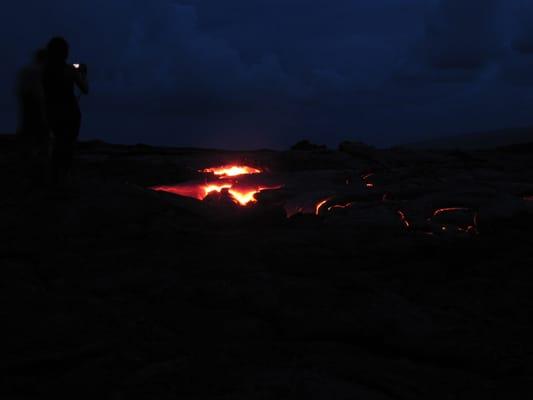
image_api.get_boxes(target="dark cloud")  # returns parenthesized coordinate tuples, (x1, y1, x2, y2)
(513, 38, 533, 55)
(511, 2, 533, 54)
(417, 0, 505, 71)
(1, 0, 533, 148)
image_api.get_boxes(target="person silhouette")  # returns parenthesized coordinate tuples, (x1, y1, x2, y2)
(16, 48, 49, 179)
(42, 37, 89, 186)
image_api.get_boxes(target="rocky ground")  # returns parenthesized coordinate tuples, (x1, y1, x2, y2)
(1, 135, 533, 399)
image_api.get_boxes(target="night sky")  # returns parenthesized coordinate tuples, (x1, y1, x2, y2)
(2, 0, 533, 149)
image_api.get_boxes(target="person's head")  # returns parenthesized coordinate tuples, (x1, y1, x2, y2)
(33, 49, 47, 66)
(47, 37, 69, 63)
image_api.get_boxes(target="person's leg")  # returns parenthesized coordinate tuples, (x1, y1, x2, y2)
(33, 127, 51, 186)
(64, 113, 82, 181)
(51, 127, 70, 187)
(51, 117, 80, 188)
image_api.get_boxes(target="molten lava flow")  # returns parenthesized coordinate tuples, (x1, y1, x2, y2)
(328, 202, 354, 211)
(204, 184, 232, 196)
(314, 198, 356, 216)
(201, 165, 261, 179)
(208, 184, 282, 205)
(362, 173, 375, 188)
(153, 163, 282, 207)
(154, 182, 280, 206)
(315, 198, 331, 215)
(433, 207, 471, 217)
(152, 184, 206, 201)
(397, 210, 411, 228)
(228, 188, 265, 205)
(431, 207, 478, 234)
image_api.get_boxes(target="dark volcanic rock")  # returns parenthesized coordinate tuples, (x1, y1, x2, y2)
(1, 135, 533, 399)
(339, 140, 376, 159)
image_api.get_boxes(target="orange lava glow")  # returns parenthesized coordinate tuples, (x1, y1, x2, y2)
(433, 207, 471, 217)
(227, 188, 264, 205)
(153, 164, 282, 207)
(204, 183, 232, 196)
(431, 207, 478, 234)
(328, 203, 354, 211)
(397, 210, 411, 228)
(362, 173, 375, 189)
(315, 199, 331, 215)
(154, 182, 280, 206)
(201, 165, 261, 178)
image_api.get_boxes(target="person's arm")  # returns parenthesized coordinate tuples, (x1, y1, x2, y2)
(72, 64, 89, 95)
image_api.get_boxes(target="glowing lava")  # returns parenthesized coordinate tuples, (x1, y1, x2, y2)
(315, 198, 332, 215)
(314, 198, 355, 215)
(397, 210, 411, 228)
(154, 182, 278, 206)
(431, 207, 478, 234)
(227, 188, 267, 205)
(201, 165, 261, 179)
(433, 207, 471, 217)
(204, 183, 232, 195)
(328, 203, 354, 212)
(154, 164, 280, 206)
(362, 173, 375, 189)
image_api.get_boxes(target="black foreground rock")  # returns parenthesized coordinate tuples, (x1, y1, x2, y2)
(1, 135, 533, 399)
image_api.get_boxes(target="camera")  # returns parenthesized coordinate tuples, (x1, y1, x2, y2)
(72, 63, 88, 76)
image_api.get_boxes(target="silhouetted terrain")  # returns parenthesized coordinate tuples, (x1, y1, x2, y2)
(1, 135, 533, 399)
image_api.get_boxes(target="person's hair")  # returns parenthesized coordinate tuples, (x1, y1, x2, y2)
(47, 37, 69, 62)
